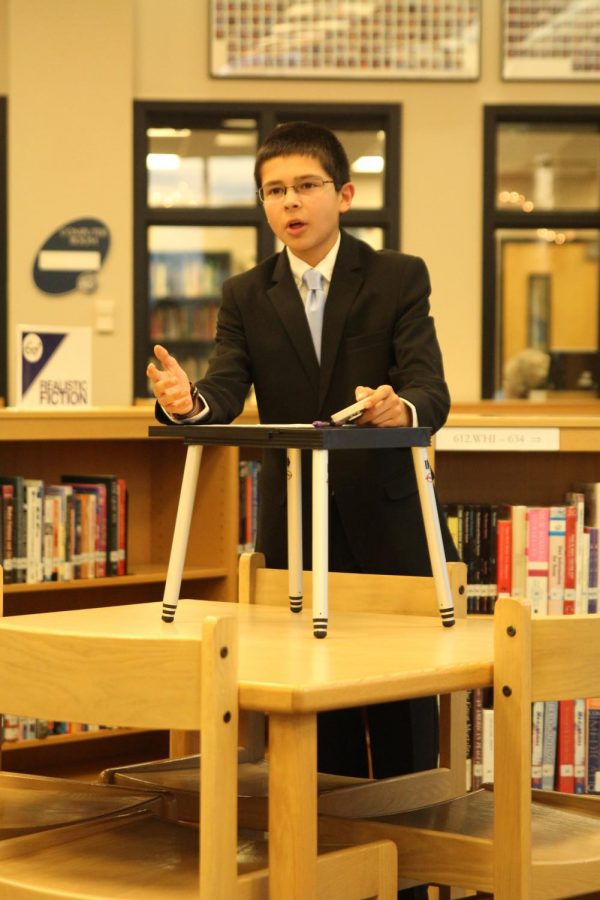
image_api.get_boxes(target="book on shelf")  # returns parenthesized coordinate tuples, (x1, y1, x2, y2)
(541, 700, 558, 791)
(526, 506, 550, 616)
(0, 476, 26, 583)
(61, 475, 121, 577)
(574, 698, 587, 794)
(509, 504, 528, 600)
(586, 698, 600, 795)
(585, 526, 598, 614)
(481, 707, 494, 785)
(45, 484, 74, 581)
(531, 700, 544, 789)
(556, 699, 575, 793)
(548, 506, 566, 615)
(496, 515, 512, 599)
(563, 504, 578, 615)
(23, 478, 44, 584)
(0, 484, 15, 584)
(565, 491, 585, 614)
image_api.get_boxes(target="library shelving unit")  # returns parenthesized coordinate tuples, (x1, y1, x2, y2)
(0, 405, 240, 775)
(433, 400, 600, 510)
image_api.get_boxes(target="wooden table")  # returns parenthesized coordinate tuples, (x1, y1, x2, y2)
(0, 599, 494, 899)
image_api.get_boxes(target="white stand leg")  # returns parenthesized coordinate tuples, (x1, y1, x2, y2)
(411, 446, 455, 627)
(312, 449, 329, 638)
(162, 444, 203, 623)
(287, 448, 303, 613)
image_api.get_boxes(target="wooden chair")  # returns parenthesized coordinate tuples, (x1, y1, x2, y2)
(318, 597, 600, 899)
(104, 552, 468, 826)
(0, 601, 397, 899)
(239, 551, 469, 820)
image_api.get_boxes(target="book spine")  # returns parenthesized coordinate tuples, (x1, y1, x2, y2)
(575, 698, 587, 794)
(526, 506, 550, 616)
(556, 699, 575, 793)
(531, 700, 545, 789)
(586, 698, 600, 794)
(482, 707, 494, 784)
(548, 506, 566, 615)
(511, 504, 528, 599)
(496, 517, 512, 598)
(564, 504, 577, 614)
(541, 700, 559, 791)
(1, 485, 14, 584)
(117, 479, 127, 575)
(586, 526, 598, 614)
(471, 687, 484, 791)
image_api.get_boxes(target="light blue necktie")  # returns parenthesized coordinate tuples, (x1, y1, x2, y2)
(302, 268, 326, 362)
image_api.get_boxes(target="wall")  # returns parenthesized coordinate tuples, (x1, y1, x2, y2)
(5, 0, 133, 405)
(2, 0, 599, 404)
(133, 0, 600, 403)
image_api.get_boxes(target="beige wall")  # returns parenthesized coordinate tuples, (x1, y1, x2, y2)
(5, 0, 133, 405)
(2, 0, 599, 403)
(0, 0, 7, 94)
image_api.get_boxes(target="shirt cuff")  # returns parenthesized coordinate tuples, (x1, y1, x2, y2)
(398, 396, 417, 427)
(163, 388, 211, 423)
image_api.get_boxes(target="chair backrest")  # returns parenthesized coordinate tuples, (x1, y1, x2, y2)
(0, 604, 239, 900)
(238, 552, 468, 816)
(493, 597, 600, 899)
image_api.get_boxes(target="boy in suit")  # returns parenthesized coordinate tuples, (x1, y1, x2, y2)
(148, 121, 457, 899)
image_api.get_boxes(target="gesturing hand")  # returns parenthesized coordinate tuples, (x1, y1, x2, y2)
(146, 344, 195, 417)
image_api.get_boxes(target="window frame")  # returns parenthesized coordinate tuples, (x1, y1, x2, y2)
(133, 101, 401, 398)
(482, 105, 600, 399)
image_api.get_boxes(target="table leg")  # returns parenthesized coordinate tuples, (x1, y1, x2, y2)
(312, 448, 329, 638)
(287, 448, 303, 613)
(410, 446, 455, 627)
(161, 444, 203, 623)
(268, 712, 317, 900)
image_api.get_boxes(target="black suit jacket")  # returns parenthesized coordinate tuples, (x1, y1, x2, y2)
(157, 230, 456, 573)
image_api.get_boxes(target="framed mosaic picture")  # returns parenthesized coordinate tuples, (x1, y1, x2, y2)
(503, 0, 600, 81)
(210, 0, 481, 81)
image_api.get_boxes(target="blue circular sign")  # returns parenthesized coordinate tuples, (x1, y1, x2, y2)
(33, 217, 110, 295)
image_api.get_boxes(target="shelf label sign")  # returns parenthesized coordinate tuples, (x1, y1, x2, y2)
(17, 324, 92, 408)
(435, 427, 560, 452)
(33, 218, 110, 295)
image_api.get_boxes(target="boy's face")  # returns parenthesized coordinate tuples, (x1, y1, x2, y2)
(259, 154, 354, 267)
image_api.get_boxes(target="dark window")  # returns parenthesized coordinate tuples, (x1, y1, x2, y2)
(483, 106, 600, 400)
(134, 102, 400, 398)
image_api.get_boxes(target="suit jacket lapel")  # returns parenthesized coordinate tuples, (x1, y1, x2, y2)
(319, 232, 364, 406)
(266, 252, 320, 392)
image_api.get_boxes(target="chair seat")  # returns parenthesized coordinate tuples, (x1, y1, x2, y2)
(0, 811, 270, 899)
(0, 771, 162, 838)
(0, 808, 393, 900)
(378, 789, 600, 865)
(101, 754, 369, 822)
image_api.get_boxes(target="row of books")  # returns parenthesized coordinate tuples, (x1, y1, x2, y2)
(149, 253, 230, 301)
(444, 481, 600, 616)
(239, 459, 261, 553)
(468, 689, 600, 795)
(0, 715, 111, 743)
(0, 474, 127, 584)
(149, 299, 219, 342)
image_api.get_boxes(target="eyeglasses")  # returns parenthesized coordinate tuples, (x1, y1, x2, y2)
(257, 177, 335, 204)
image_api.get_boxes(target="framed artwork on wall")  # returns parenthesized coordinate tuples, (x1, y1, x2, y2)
(210, 0, 481, 81)
(502, 0, 600, 81)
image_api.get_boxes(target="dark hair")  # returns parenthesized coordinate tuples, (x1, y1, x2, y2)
(254, 121, 350, 189)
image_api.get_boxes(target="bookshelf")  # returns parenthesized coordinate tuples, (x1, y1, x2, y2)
(145, 250, 231, 389)
(0, 406, 240, 773)
(435, 401, 600, 797)
(434, 405, 600, 508)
